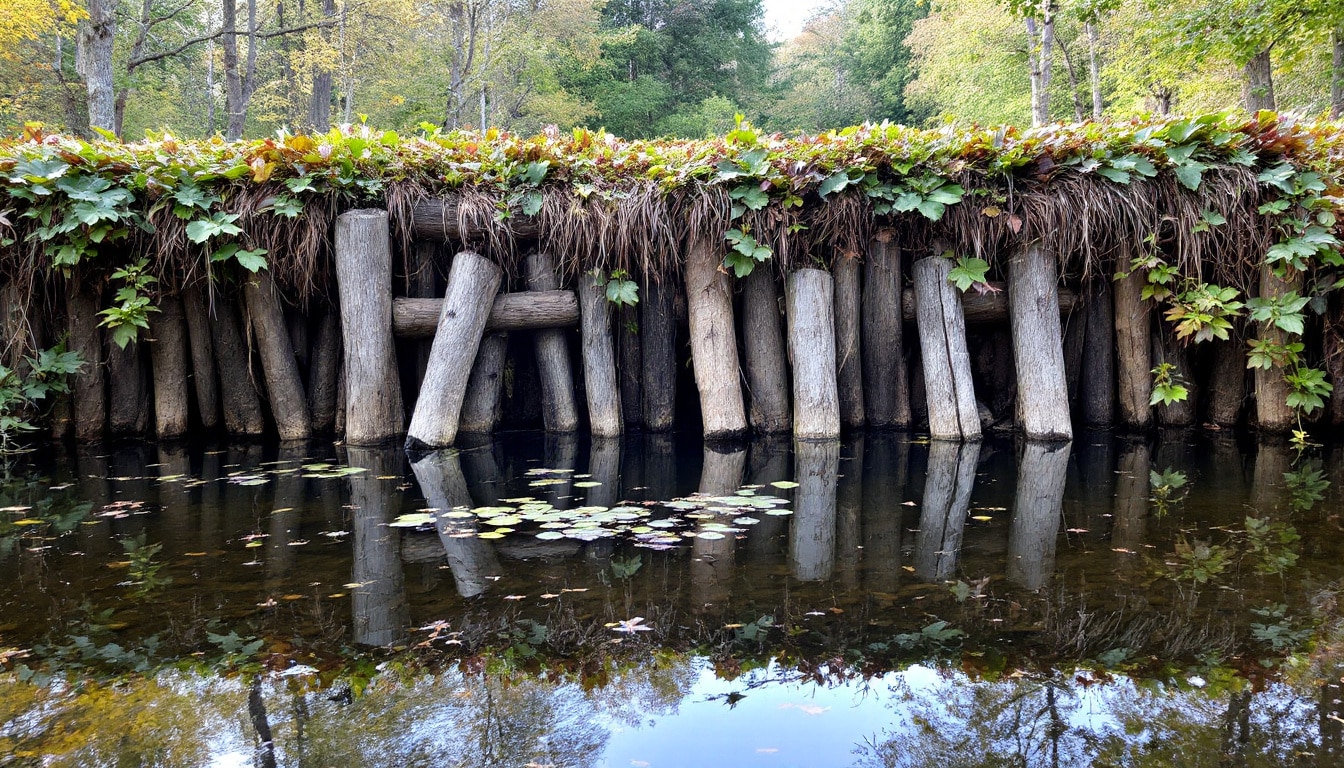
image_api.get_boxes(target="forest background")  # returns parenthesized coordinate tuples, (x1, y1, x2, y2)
(0, 0, 1340, 141)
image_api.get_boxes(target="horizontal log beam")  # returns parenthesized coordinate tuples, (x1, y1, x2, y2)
(412, 199, 540, 240)
(393, 290, 579, 338)
(903, 283, 1078, 324)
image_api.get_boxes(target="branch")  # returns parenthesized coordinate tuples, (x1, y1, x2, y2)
(128, 13, 357, 68)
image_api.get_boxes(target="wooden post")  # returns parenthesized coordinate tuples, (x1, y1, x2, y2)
(912, 255, 980, 440)
(863, 235, 911, 429)
(148, 294, 190, 439)
(641, 278, 677, 431)
(107, 338, 148, 435)
(308, 309, 342, 434)
(334, 209, 403, 445)
(409, 241, 438, 387)
(66, 279, 106, 441)
(1008, 242, 1072, 441)
(577, 270, 623, 437)
(458, 332, 508, 434)
(1255, 265, 1299, 432)
(525, 251, 580, 433)
(1113, 269, 1152, 430)
(786, 269, 841, 441)
(1080, 280, 1116, 426)
(406, 251, 502, 450)
(833, 254, 865, 430)
(740, 267, 790, 434)
(617, 303, 643, 430)
(209, 293, 265, 436)
(243, 270, 311, 440)
(1152, 330, 1197, 427)
(685, 236, 747, 440)
(180, 285, 220, 430)
(1206, 339, 1245, 428)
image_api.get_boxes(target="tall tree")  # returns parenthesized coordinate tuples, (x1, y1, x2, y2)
(77, 0, 117, 132)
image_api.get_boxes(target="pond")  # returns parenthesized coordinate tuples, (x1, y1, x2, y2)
(2, 430, 1344, 766)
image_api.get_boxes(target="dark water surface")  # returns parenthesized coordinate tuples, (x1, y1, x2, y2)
(4, 430, 1344, 766)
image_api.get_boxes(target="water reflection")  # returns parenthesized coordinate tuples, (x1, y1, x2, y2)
(913, 440, 978, 582)
(349, 447, 408, 647)
(1007, 441, 1069, 591)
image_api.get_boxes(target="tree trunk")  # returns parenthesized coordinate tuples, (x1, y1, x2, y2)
(458, 332, 508, 434)
(1009, 243, 1072, 441)
(209, 293, 266, 436)
(66, 280, 106, 441)
(308, 0, 337, 130)
(641, 277, 677, 431)
(863, 235, 911, 429)
(786, 269, 841, 441)
(148, 295, 190, 439)
(912, 255, 980, 440)
(1080, 280, 1115, 426)
(77, 0, 117, 133)
(1114, 270, 1152, 430)
(406, 252, 502, 450)
(1086, 20, 1103, 119)
(833, 255, 865, 429)
(1242, 47, 1276, 113)
(685, 236, 747, 440)
(577, 271, 623, 437)
(525, 252, 580, 433)
(243, 271, 311, 440)
(334, 210, 403, 444)
(1206, 338, 1245, 428)
(790, 440, 839, 582)
(1255, 264, 1298, 432)
(1334, 27, 1344, 120)
(308, 308, 342, 433)
(181, 285, 220, 430)
(740, 267, 790, 434)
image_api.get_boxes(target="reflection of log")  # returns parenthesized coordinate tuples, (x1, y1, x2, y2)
(836, 436, 864, 587)
(790, 440, 839, 581)
(741, 267, 791, 434)
(745, 436, 790, 558)
(864, 237, 911, 428)
(641, 278, 677, 431)
(693, 444, 744, 610)
(543, 433, 579, 509)
(335, 210, 403, 445)
(834, 257, 865, 430)
(526, 252, 580, 433)
(392, 292, 580, 338)
(1113, 269, 1152, 430)
(577, 271, 623, 437)
(864, 434, 909, 593)
(1251, 440, 1292, 515)
(913, 255, 980, 440)
(1111, 440, 1149, 572)
(348, 447, 408, 645)
(1008, 243, 1072, 441)
(786, 269, 841, 440)
(148, 294, 190, 439)
(266, 443, 307, 579)
(1007, 441, 1070, 591)
(642, 432, 677, 501)
(410, 449, 501, 598)
(244, 270, 312, 440)
(586, 437, 622, 509)
(914, 440, 980, 582)
(686, 236, 747, 440)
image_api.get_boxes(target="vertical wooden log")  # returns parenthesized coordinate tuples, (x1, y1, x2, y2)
(577, 270, 623, 437)
(617, 304, 643, 430)
(1152, 330, 1197, 427)
(685, 236, 747, 440)
(1113, 269, 1152, 430)
(1255, 265, 1299, 432)
(1081, 280, 1116, 426)
(410, 241, 439, 388)
(740, 267, 791, 434)
(243, 270, 311, 440)
(833, 255, 865, 430)
(1008, 242, 1072, 441)
(181, 285, 220, 430)
(863, 235, 911, 429)
(790, 439, 839, 581)
(148, 294, 190, 439)
(334, 209, 403, 445)
(1006, 440, 1069, 591)
(308, 309, 342, 434)
(1206, 339, 1246, 428)
(641, 278, 677, 431)
(458, 332, 508, 434)
(406, 251, 502, 450)
(107, 338, 149, 435)
(525, 251, 580, 433)
(912, 255, 980, 440)
(66, 279, 106, 441)
(786, 269, 841, 440)
(210, 294, 266, 436)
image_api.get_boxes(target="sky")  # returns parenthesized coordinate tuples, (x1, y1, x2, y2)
(761, 0, 831, 42)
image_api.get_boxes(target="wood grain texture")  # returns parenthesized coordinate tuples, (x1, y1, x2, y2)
(244, 270, 312, 440)
(334, 209, 403, 445)
(525, 251, 580, 433)
(577, 271, 623, 437)
(148, 294, 190, 439)
(833, 256, 865, 430)
(685, 236, 747, 440)
(1007, 242, 1072, 441)
(786, 268, 840, 441)
(740, 267, 790, 434)
(180, 285, 219, 430)
(863, 236, 910, 429)
(912, 255, 980, 440)
(1113, 269, 1153, 430)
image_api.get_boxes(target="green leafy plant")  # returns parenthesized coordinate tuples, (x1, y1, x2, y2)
(946, 255, 997, 294)
(120, 533, 171, 597)
(724, 227, 771, 278)
(0, 344, 81, 453)
(1149, 467, 1187, 517)
(97, 259, 158, 348)
(604, 269, 639, 307)
(1149, 362, 1188, 407)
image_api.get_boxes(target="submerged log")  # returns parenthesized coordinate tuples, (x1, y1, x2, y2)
(863, 236, 911, 429)
(66, 279, 106, 441)
(458, 332, 508, 434)
(1113, 269, 1153, 430)
(406, 251, 502, 449)
(786, 268, 841, 441)
(335, 209, 403, 445)
(685, 236, 747, 440)
(912, 255, 980, 440)
(1008, 242, 1072, 441)
(833, 255, 865, 430)
(577, 270, 623, 437)
(740, 267, 790, 434)
(209, 294, 266, 436)
(641, 278, 677, 431)
(1254, 265, 1299, 432)
(1080, 280, 1116, 426)
(525, 252, 580, 433)
(392, 291, 579, 338)
(243, 271, 311, 440)
(180, 285, 220, 430)
(308, 309, 342, 434)
(148, 294, 190, 439)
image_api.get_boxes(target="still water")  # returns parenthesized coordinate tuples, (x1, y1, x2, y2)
(2, 430, 1344, 766)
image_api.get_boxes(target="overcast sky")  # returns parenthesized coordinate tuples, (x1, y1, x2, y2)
(761, 0, 831, 42)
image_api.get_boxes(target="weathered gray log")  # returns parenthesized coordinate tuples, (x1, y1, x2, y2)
(334, 363, 346, 436)
(577, 270, 623, 437)
(392, 291, 580, 338)
(406, 251, 502, 449)
(409, 241, 439, 387)
(863, 235, 911, 429)
(525, 252, 580, 433)
(334, 209, 403, 445)
(641, 278, 677, 431)
(1206, 338, 1245, 428)
(791, 439, 839, 581)
(914, 440, 980, 582)
(66, 279, 106, 441)
(685, 236, 747, 440)
(180, 285, 219, 430)
(1006, 440, 1069, 591)
(1062, 306, 1086, 409)
(209, 294, 265, 436)
(458, 332, 508, 434)
(1254, 264, 1298, 432)
(1080, 280, 1116, 426)
(1152, 330, 1197, 427)
(904, 284, 1077, 324)
(786, 269, 841, 441)
(617, 303, 643, 429)
(412, 198, 540, 241)
(740, 267, 790, 434)
(1113, 269, 1152, 430)
(148, 294, 190, 439)
(107, 338, 148, 435)
(1008, 242, 1072, 441)
(243, 270, 312, 440)
(912, 255, 980, 440)
(833, 255, 865, 430)
(347, 446, 408, 646)
(308, 309, 342, 434)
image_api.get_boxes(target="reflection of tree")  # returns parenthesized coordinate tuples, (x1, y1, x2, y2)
(913, 440, 979, 582)
(863, 434, 909, 594)
(692, 444, 744, 611)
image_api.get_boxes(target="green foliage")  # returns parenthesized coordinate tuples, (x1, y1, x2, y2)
(0, 343, 81, 453)
(724, 227, 772, 278)
(1149, 467, 1188, 517)
(1244, 517, 1300, 576)
(120, 533, 171, 597)
(604, 269, 639, 307)
(97, 259, 158, 349)
(947, 255, 994, 293)
(1149, 362, 1189, 407)
(1173, 535, 1231, 584)
(1163, 283, 1243, 343)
